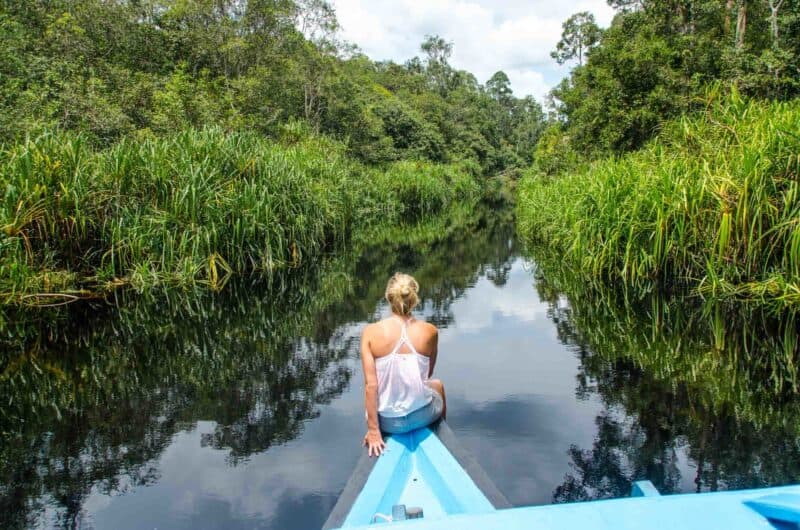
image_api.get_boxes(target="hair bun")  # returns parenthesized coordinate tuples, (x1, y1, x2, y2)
(385, 272, 420, 316)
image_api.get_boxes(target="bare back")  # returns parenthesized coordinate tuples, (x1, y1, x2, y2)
(364, 317, 438, 360)
(360, 311, 446, 453)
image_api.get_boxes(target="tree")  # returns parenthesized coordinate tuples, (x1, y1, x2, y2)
(549, 12, 684, 155)
(420, 34, 453, 65)
(607, 0, 645, 12)
(421, 34, 455, 96)
(736, 0, 748, 49)
(486, 71, 513, 104)
(510, 96, 546, 165)
(551, 12, 602, 66)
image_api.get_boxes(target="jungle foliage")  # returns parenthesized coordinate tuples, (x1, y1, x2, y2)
(519, 1, 800, 310)
(0, 0, 546, 309)
(0, 126, 480, 306)
(519, 90, 800, 307)
(542, 0, 800, 165)
(0, 1, 544, 172)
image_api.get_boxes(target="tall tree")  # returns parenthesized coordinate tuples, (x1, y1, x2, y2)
(421, 34, 455, 95)
(551, 12, 602, 66)
(420, 34, 453, 65)
(486, 71, 513, 104)
(725, 0, 736, 37)
(607, 0, 645, 12)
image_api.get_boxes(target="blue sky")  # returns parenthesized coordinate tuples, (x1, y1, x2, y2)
(330, 0, 615, 102)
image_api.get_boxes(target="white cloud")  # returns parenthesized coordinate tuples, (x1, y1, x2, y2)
(331, 0, 615, 101)
(505, 70, 549, 104)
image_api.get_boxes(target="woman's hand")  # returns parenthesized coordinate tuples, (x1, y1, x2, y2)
(363, 429, 386, 457)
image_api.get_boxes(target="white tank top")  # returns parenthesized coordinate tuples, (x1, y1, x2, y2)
(375, 318, 432, 418)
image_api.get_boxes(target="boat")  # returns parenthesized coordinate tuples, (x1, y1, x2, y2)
(322, 420, 511, 529)
(323, 420, 800, 529)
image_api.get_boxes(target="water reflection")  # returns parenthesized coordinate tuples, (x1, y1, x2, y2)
(4, 206, 800, 530)
(529, 247, 800, 502)
(0, 205, 516, 529)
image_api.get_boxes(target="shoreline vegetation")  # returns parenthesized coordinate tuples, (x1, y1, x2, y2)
(0, 1, 540, 319)
(530, 243, 800, 432)
(0, 125, 482, 308)
(517, 89, 800, 310)
(516, 0, 800, 314)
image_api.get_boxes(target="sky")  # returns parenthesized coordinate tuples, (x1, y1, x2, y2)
(330, 0, 615, 103)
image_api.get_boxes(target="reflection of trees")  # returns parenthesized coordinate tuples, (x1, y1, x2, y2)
(199, 337, 356, 463)
(527, 246, 800, 503)
(554, 360, 687, 503)
(343, 203, 517, 328)
(554, 413, 638, 503)
(2, 269, 358, 529)
(1, 202, 517, 529)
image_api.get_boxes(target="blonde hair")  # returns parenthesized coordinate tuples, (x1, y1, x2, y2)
(385, 272, 419, 316)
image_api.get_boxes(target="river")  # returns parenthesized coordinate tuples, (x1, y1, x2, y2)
(2, 206, 799, 529)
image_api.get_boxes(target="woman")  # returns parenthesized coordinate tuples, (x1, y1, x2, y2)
(360, 272, 447, 457)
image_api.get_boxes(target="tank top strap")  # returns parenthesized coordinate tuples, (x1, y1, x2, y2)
(388, 317, 419, 355)
(401, 318, 420, 355)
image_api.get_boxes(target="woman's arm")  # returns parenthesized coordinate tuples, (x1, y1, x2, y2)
(361, 326, 385, 456)
(427, 326, 439, 378)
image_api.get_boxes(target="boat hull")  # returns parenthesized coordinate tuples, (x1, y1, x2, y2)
(322, 420, 509, 529)
(324, 421, 800, 529)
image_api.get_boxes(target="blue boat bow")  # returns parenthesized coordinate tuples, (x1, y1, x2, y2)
(324, 421, 800, 530)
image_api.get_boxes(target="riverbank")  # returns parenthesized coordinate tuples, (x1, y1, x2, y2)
(517, 89, 800, 309)
(0, 126, 480, 308)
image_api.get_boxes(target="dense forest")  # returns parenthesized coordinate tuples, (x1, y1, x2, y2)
(3, 0, 799, 307)
(0, 0, 545, 306)
(0, 0, 544, 171)
(520, 0, 800, 309)
(540, 0, 800, 167)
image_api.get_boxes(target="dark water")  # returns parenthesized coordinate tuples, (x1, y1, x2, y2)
(3, 207, 800, 529)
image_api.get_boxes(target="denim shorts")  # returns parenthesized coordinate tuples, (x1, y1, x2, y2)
(379, 392, 443, 434)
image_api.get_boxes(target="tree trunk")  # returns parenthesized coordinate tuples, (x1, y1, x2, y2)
(768, 0, 785, 47)
(675, 2, 689, 34)
(725, 0, 735, 34)
(735, 0, 747, 49)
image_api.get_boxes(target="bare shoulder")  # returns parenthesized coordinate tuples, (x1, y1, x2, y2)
(414, 319, 438, 338)
(361, 321, 379, 340)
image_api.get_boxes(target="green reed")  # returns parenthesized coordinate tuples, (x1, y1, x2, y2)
(517, 87, 800, 309)
(529, 243, 800, 434)
(0, 128, 479, 305)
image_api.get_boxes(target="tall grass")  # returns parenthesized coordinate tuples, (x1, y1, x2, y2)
(0, 128, 479, 304)
(518, 87, 800, 309)
(530, 243, 800, 427)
